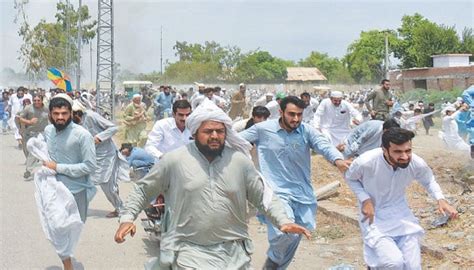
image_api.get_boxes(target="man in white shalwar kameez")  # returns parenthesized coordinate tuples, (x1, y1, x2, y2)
(345, 128, 458, 269)
(115, 99, 311, 270)
(7, 87, 25, 147)
(313, 91, 362, 146)
(72, 100, 129, 218)
(144, 100, 193, 161)
(439, 105, 470, 154)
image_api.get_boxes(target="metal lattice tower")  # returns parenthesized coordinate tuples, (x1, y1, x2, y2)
(96, 0, 115, 119)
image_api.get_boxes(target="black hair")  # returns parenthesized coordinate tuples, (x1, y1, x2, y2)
(49, 97, 72, 112)
(429, 103, 435, 107)
(252, 106, 270, 118)
(414, 108, 422, 113)
(382, 127, 415, 149)
(381, 79, 390, 85)
(172, 99, 191, 113)
(279, 96, 305, 111)
(214, 86, 221, 92)
(73, 110, 84, 118)
(120, 143, 133, 152)
(300, 92, 311, 99)
(203, 87, 214, 94)
(382, 118, 400, 130)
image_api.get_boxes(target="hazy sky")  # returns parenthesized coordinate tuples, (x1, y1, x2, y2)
(1, 0, 473, 83)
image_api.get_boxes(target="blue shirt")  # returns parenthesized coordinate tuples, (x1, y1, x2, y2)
(239, 119, 343, 204)
(343, 120, 384, 158)
(155, 92, 173, 113)
(127, 147, 155, 168)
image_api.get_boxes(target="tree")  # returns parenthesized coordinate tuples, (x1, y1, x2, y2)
(459, 27, 474, 61)
(344, 30, 397, 83)
(298, 51, 353, 83)
(17, 2, 96, 76)
(234, 51, 289, 83)
(394, 13, 462, 68)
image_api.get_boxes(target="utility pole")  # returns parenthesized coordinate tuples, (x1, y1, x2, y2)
(384, 32, 389, 79)
(160, 25, 163, 75)
(76, 0, 82, 91)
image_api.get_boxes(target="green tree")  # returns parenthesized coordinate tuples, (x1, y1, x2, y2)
(344, 30, 397, 83)
(298, 51, 353, 83)
(234, 51, 289, 83)
(459, 27, 474, 60)
(394, 13, 462, 68)
(17, 2, 96, 76)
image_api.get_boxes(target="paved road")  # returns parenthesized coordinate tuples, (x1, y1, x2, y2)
(0, 132, 365, 270)
(0, 133, 158, 269)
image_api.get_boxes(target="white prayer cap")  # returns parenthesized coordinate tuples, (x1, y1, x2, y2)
(444, 105, 456, 112)
(186, 99, 251, 155)
(51, 93, 73, 106)
(72, 100, 86, 112)
(330, 91, 343, 98)
(265, 92, 274, 97)
(132, 93, 142, 99)
(194, 82, 205, 88)
(239, 83, 246, 88)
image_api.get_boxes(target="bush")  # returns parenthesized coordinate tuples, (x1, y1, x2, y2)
(397, 88, 464, 108)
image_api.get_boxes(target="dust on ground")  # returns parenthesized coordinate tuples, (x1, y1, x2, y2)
(311, 127, 474, 268)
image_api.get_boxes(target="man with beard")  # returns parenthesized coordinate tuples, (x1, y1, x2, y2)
(17, 95, 49, 179)
(154, 85, 173, 119)
(123, 94, 148, 146)
(144, 100, 193, 161)
(313, 91, 362, 146)
(72, 100, 128, 218)
(42, 94, 97, 270)
(239, 96, 351, 269)
(115, 99, 311, 269)
(228, 83, 248, 120)
(365, 79, 394, 121)
(344, 128, 458, 269)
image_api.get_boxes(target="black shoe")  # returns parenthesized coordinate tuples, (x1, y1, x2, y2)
(23, 171, 31, 179)
(263, 258, 279, 270)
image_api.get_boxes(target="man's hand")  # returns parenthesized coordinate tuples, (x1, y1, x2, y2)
(335, 159, 351, 173)
(438, 199, 458, 219)
(94, 136, 102, 145)
(361, 199, 375, 224)
(385, 100, 394, 107)
(114, 222, 136, 243)
(279, 223, 311, 240)
(43, 161, 57, 171)
(336, 143, 345, 152)
(30, 118, 38, 125)
(370, 110, 376, 117)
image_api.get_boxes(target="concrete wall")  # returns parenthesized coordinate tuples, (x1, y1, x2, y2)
(389, 66, 474, 91)
(433, 55, 470, 68)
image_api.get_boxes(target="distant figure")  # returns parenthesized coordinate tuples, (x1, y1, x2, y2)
(365, 79, 394, 120)
(422, 103, 435, 135)
(228, 83, 248, 120)
(123, 94, 148, 147)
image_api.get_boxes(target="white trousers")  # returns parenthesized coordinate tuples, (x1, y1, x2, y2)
(364, 234, 421, 270)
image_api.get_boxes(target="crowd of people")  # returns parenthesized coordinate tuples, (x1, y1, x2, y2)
(1, 80, 472, 270)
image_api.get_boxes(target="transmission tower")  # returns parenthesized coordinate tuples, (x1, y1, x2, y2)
(96, 0, 115, 119)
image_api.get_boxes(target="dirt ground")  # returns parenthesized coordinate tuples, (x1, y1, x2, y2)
(310, 127, 474, 269)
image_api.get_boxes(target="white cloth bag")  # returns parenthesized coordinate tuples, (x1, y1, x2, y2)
(27, 134, 83, 259)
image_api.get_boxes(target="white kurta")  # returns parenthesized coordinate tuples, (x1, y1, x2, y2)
(313, 98, 362, 146)
(8, 94, 24, 139)
(302, 97, 319, 124)
(439, 111, 470, 152)
(344, 148, 445, 268)
(144, 117, 193, 160)
(265, 100, 280, 120)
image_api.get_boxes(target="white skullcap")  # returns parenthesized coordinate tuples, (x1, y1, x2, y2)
(265, 92, 274, 97)
(52, 93, 73, 106)
(444, 105, 456, 112)
(186, 99, 251, 155)
(132, 93, 142, 99)
(330, 91, 343, 98)
(194, 82, 205, 88)
(72, 100, 86, 112)
(239, 83, 246, 88)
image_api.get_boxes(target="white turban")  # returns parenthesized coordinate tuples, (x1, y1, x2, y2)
(51, 93, 73, 106)
(330, 91, 343, 98)
(72, 100, 86, 112)
(186, 99, 252, 155)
